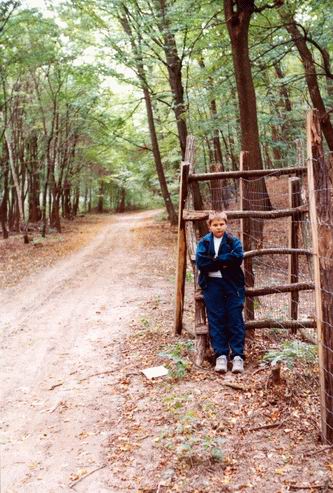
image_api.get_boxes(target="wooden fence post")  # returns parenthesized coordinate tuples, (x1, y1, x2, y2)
(186, 136, 208, 238)
(185, 221, 209, 366)
(210, 162, 225, 210)
(240, 151, 255, 329)
(288, 177, 301, 329)
(174, 162, 190, 335)
(307, 109, 333, 444)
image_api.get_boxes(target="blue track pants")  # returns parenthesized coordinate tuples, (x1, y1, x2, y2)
(203, 277, 245, 359)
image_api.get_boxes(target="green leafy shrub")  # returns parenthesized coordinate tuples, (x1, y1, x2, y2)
(159, 341, 195, 378)
(263, 340, 317, 368)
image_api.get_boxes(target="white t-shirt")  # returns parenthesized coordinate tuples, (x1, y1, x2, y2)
(208, 236, 223, 278)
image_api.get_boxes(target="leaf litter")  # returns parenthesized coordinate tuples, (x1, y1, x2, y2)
(1, 210, 332, 492)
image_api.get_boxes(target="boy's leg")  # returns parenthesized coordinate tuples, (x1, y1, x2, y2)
(225, 292, 245, 360)
(203, 279, 229, 357)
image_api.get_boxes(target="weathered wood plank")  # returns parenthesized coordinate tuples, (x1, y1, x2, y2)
(245, 319, 316, 329)
(192, 248, 312, 259)
(174, 162, 190, 335)
(240, 151, 254, 326)
(188, 165, 307, 182)
(194, 282, 314, 300)
(288, 177, 301, 327)
(246, 282, 314, 297)
(307, 109, 333, 444)
(194, 319, 316, 332)
(244, 247, 312, 258)
(183, 205, 308, 221)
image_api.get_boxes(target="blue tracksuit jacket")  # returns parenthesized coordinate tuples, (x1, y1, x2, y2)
(196, 232, 245, 292)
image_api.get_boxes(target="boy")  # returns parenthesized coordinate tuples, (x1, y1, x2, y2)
(196, 211, 245, 374)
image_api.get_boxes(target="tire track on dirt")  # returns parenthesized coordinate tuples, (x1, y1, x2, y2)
(0, 210, 163, 493)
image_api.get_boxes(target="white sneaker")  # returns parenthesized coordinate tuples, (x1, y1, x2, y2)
(215, 355, 228, 373)
(232, 356, 244, 374)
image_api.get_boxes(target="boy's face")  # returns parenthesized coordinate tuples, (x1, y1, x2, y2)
(209, 219, 227, 238)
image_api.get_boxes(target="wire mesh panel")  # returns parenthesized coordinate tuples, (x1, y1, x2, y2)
(176, 116, 333, 442)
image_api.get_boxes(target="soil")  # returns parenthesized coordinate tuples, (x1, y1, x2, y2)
(1, 209, 332, 493)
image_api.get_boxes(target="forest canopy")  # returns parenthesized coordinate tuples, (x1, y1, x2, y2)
(0, 0, 332, 235)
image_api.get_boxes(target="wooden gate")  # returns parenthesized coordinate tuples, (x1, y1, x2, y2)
(174, 110, 333, 444)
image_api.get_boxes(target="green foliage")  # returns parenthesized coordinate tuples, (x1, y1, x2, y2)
(159, 340, 194, 379)
(185, 270, 194, 283)
(263, 340, 318, 368)
(160, 392, 224, 465)
(1, 0, 332, 220)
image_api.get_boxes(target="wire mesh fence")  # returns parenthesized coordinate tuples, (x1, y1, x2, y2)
(198, 146, 333, 442)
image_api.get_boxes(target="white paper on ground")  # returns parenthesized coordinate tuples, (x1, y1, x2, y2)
(142, 365, 169, 379)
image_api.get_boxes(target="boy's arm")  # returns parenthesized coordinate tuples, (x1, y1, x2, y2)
(196, 240, 220, 273)
(216, 236, 244, 267)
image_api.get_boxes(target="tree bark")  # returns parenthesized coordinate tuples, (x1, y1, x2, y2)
(97, 179, 104, 213)
(282, 15, 333, 151)
(4, 129, 29, 243)
(0, 152, 9, 239)
(62, 179, 72, 219)
(224, 0, 272, 247)
(274, 62, 292, 113)
(155, 0, 187, 159)
(27, 134, 41, 222)
(119, 9, 177, 225)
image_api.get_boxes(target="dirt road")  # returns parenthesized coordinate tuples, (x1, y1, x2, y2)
(1, 210, 169, 493)
(2, 210, 332, 493)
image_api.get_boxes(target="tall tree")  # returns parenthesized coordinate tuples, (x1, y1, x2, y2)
(280, 10, 333, 151)
(119, 4, 177, 225)
(153, 0, 188, 159)
(224, 0, 272, 246)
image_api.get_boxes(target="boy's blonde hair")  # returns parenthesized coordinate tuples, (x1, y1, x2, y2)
(207, 211, 228, 225)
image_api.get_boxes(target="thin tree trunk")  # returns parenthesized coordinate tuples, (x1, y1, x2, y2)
(155, 0, 187, 159)
(97, 179, 104, 213)
(4, 129, 29, 243)
(119, 9, 177, 225)
(0, 154, 9, 239)
(117, 187, 126, 213)
(72, 186, 80, 216)
(282, 15, 333, 151)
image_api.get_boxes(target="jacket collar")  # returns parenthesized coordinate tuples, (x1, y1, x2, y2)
(208, 232, 227, 256)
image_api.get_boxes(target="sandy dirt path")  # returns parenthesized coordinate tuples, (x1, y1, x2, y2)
(1, 210, 167, 493)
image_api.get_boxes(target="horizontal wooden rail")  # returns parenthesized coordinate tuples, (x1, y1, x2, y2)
(246, 281, 315, 297)
(188, 166, 307, 182)
(191, 249, 312, 262)
(191, 249, 312, 263)
(244, 247, 313, 258)
(245, 319, 316, 330)
(194, 319, 316, 334)
(183, 205, 308, 221)
(195, 281, 314, 300)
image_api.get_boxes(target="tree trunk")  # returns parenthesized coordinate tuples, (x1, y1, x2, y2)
(88, 187, 92, 212)
(50, 186, 62, 232)
(0, 154, 9, 239)
(117, 187, 126, 213)
(4, 129, 29, 243)
(274, 62, 292, 112)
(282, 15, 333, 151)
(73, 186, 80, 216)
(210, 99, 229, 208)
(63, 180, 72, 219)
(97, 179, 104, 213)
(119, 10, 177, 225)
(224, 0, 271, 247)
(27, 134, 41, 222)
(156, 0, 187, 159)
